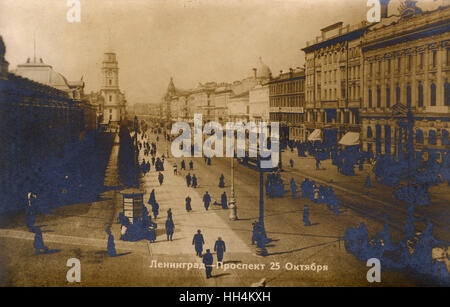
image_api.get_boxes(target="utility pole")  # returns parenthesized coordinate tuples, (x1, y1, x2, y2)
(229, 155, 237, 220)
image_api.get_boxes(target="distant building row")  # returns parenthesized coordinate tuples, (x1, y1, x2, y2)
(159, 1, 449, 157)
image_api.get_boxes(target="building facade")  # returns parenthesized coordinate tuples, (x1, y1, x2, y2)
(0, 36, 96, 211)
(302, 21, 369, 146)
(361, 2, 450, 158)
(268, 68, 306, 141)
(249, 84, 270, 123)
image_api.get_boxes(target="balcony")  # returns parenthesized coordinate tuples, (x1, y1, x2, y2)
(348, 99, 361, 108)
(321, 100, 338, 109)
(269, 107, 305, 113)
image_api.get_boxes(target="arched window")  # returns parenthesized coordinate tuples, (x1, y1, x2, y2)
(428, 130, 437, 145)
(445, 81, 450, 106)
(367, 126, 373, 138)
(415, 129, 424, 144)
(418, 82, 423, 107)
(406, 84, 411, 107)
(442, 130, 449, 146)
(430, 83, 436, 106)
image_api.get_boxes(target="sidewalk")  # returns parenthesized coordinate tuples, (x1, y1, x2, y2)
(282, 150, 450, 234)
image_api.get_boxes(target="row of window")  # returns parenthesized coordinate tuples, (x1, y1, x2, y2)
(269, 80, 305, 95)
(368, 81, 450, 108)
(368, 48, 449, 75)
(306, 48, 361, 68)
(269, 113, 305, 123)
(367, 125, 449, 146)
(269, 95, 305, 108)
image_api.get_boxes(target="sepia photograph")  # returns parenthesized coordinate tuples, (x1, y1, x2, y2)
(0, 0, 449, 291)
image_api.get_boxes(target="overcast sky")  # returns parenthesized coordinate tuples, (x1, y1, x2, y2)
(0, 0, 445, 105)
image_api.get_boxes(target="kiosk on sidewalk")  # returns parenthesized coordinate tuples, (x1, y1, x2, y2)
(120, 189, 144, 224)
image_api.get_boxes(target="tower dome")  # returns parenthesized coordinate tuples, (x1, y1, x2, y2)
(251, 57, 271, 79)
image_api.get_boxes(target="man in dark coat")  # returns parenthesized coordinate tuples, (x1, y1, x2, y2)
(185, 196, 192, 212)
(192, 229, 205, 257)
(186, 173, 192, 187)
(165, 218, 174, 241)
(214, 237, 226, 263)
(202, 249, 214, 278)
(151, 202, 159, 219)
(34, 227, 49, 254)
(221, 192, 228, 209)
(192, 174, 198, 188)
(219, 174, 225, 188)
(290, 178, 297, 199)
(106, 228, 117, 257)
(148, 189, 156, 205)
(203, 191, 211, 211)
(158, 172, 164, 185)
(303, 205, 311, 226)
(181, 160, 186, 170)
(189, 160, 194, 170)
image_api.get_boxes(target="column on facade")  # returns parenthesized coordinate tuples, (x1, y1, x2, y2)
(437, 47, 444, 106)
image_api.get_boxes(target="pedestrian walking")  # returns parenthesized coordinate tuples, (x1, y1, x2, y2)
(219, 174, 225, 188)
(167, 208, 173, 221)
(203, 191, 211, 211)
(186, 173, 192, 187)
(221, 191, 228, 209)
(203, 249, 214, 278)
(214, 237, 226, 263)
(181, 160, 186, 171)
(365, 174, 372, 188)
(192, 174, 198, 188)
(165, 218, 174, 241)
(303, 205, 311, 226)
(189, 160, 194, 170)
(158, 172, 164, 185)
(192, 229, 205, 257)
(33, 227, 49, 255)
(290, 178, 297, 199)
(290, 159, 294, 168)
(106, 228, 117, 257)
(185, 196, 192, 212)
(151, 201, 159, 219)
(26, 192, 37, 232)
(315, 157, 321, 170)
(173, 163, 178, 175)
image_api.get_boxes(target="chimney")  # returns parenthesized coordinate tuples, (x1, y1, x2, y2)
(253, 68, 257, 80)
(380, 0, 390, 18)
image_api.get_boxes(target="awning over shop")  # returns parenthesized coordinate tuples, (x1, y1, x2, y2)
(307, 129, 322, 141)
(338, 132, 360, 146)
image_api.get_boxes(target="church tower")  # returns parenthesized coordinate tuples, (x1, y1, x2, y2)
(100, 52, 126, 126)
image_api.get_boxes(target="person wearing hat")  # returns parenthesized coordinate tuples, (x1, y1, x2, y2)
(214, 237, 226, 264)
(192, 229, 205, 257)
(202, 249, 214, 279)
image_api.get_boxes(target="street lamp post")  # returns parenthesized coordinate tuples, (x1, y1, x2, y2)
(134, 116, 139, 188)
(256, 158, 268, 256)
(165, 124, 169, 158)
(229, 156, 238, 220)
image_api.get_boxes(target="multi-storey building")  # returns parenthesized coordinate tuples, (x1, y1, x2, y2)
(161, 57, 271, 126)
(361, 1, 450, 159)
(0, 36, 96, 211)
(302, 21, 369, 146)
(268, 67, 306, 141)
(249, 83, 270, 123)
